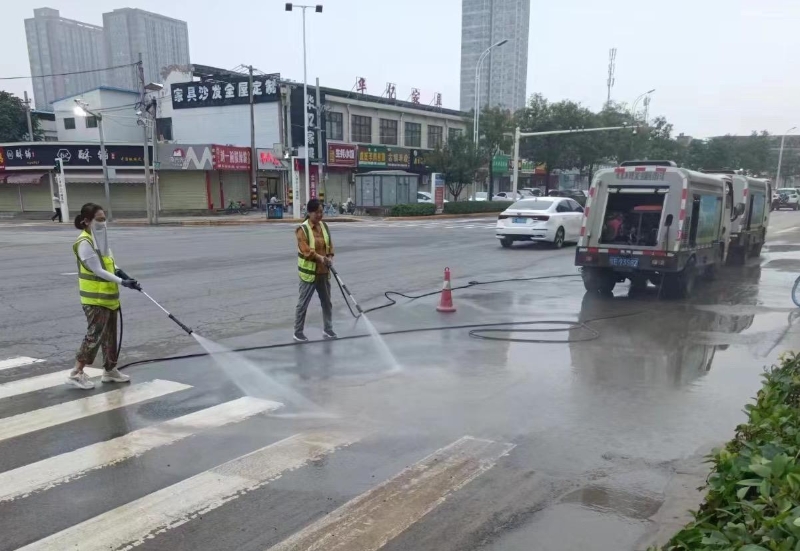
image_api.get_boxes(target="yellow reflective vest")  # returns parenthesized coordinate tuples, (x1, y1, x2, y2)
(73, 230, 120, 310)
(297, 220, 330, 282)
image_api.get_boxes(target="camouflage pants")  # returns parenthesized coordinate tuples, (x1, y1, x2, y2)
(75, 305, 119, 371)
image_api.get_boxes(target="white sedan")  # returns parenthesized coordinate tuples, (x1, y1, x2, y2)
(495, 197, 584, 248)
(492, 191, 524, 201)
(417, 191, 449, 203)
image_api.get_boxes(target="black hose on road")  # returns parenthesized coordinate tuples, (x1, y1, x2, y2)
(117, 272, 641, 371)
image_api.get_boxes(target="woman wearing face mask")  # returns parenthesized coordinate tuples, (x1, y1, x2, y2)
(68, 203, 140, 390)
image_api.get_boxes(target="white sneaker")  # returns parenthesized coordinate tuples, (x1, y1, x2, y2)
(101, 368, 130, 383)
(66, 371, 95, 390)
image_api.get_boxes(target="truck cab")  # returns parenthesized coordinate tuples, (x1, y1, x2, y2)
(576, 161, 733, 298)
(701, 171, 770, 264)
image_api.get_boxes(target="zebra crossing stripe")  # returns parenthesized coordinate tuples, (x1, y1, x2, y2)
(0, 357, 45, 371)
(0, 379, 191, 443)
(0, 397, 282, 503)
(18, 431, 357, 551)
(0, 368, 104, 401)
(267, 435, 515, 551)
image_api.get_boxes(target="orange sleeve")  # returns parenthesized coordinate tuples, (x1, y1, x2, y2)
(296, 227, 317, 261)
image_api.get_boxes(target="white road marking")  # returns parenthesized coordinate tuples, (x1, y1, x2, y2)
(267, 435, 515, 551)
(0, 397, 282, 503)
(59, 272, 78, 276)
(0, 357, 44, 371)
(19, 431, 358, 551)
(0, 379, 191, 443)
(774, 227, 797, 235)
(0, 368, 104, 400)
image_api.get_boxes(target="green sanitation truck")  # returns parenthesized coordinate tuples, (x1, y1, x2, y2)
(575, 161, 738, 298)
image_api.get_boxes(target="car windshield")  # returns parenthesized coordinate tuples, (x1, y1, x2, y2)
(509, 199, 553, 211)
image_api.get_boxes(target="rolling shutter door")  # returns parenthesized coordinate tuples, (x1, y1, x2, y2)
(159, 172, 207, 211)
(0, 186, 20, 210)
(66, 183, 146, 213)
(20, 183, 52, 211)
(324, 172, 350, 205)
(219, 171, 249, 205)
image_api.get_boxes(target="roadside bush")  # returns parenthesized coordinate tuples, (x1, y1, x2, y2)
(388, 203, 436, 217)
(442, 201, 512, 215)
(653, 352, 800, 551)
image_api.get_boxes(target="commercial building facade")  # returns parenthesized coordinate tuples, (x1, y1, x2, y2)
(460, 0, 530, 112)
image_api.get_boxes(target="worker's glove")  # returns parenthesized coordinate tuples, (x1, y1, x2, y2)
(115, 268, 132, 280)
(121, 279, 142, 291)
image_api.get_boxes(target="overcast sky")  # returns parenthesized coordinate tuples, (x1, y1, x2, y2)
(2, 0, 798, 138)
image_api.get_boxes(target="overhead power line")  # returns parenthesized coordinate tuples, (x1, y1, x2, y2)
(0, 62, 139, 81)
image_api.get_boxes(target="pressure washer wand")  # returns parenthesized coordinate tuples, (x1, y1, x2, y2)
(139, 289, 194, 335)
(330, 266, 364, 317)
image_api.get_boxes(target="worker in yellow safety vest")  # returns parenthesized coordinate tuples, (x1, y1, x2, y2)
(67, 203, 140, 390)
(294, 198, 336, 342)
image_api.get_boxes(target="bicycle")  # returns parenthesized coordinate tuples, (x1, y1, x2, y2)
(226, 200, 248, 215)
(793, 275, 800, 307)
(324, 202, 338, 216)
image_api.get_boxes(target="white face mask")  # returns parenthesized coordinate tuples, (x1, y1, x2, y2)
(90, 220, 109, 256)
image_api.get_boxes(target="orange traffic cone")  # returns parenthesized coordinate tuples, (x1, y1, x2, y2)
(436, 267, 457, 313)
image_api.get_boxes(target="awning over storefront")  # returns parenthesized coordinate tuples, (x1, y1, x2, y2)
(4, 171, 47, 184)
(65, 172, 147, 184)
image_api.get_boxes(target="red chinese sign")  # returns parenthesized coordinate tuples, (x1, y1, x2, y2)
(327, 143, 357, 167)
(212, 145, 251, 171)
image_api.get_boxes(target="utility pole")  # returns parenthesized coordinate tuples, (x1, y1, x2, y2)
(23, 91, 34, 141)
(248, 65, 257, 210)
(315, 77, 323, 201)
(606, 48, 617, 105)
(138, 53, 154, 225)
(777, 126, 797, 187)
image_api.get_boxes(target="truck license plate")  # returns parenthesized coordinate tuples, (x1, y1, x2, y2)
(610, 256, 639, 268)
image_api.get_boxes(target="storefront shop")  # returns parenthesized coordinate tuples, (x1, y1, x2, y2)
(157, 144, 214, 211)
(210, 145, 251, 209)
(256, 147, 289, 209)
(325, 143, 357, 205)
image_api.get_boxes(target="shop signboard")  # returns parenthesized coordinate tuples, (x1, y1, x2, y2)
(409, 148, 432, 173)
(0, 148, 5, 170)
(290, 84, 326, 161)
(170, 73, 280, 109)
(492, 154, 511, 174)
(212, 145, 251, 171)
(358, 145, 387, 168)
(257, 148, 289, 170)
(431, 173, 445, 214)
(2, 143, 150, 168)
(326, 143, 357, 167)
(157, 144, 214, 170)
(386, 147, 411, 169)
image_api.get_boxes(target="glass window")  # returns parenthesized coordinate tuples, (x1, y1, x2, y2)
(64, 117, 75, 130)
(428, 125, 443, 149)
(556, 202, 570, 213)
(326, 112, 343, 141)
(405, 122, 421, 147)
(352, 115, 372, 143)
(448, 127, 463, 141)
(509, 199, 555, 211)
(85, 116, 98, 129)
(379, 119, 398, 145)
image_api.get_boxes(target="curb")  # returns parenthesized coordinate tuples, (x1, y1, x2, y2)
(382, 212, 501, 222)
(113, 217, 363, 227)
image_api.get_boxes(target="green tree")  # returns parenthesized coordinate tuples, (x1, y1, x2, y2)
(0, 91, 39, 142)
(476, 106, 514, 198)
(427, 135, 483, 201)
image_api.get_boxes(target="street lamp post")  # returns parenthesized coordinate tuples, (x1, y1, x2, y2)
(511, 125, 636, 196)
(286, 3, 323, 216)
(776, 126, 797, 187)
(473, 39, 509, 148)
(630, 89, 655, 120)
(74, 99, 112, 221)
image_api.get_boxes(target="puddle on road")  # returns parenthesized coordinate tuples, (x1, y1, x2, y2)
(561, 484, 663, 520)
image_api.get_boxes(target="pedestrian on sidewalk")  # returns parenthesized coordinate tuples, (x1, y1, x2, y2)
(67, 203, 140, 389)
(51, 194, 62, 223)
(294, 198, 337, 342)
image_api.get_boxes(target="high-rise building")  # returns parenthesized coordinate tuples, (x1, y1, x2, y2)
(460, 0, 530, 114)
(25, 8, 108, 111)
(103, 8, 190, 91)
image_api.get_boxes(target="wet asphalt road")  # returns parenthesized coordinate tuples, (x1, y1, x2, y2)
(2, 214, 800, 550)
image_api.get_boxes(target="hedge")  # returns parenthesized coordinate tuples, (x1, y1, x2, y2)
(442, 200, 512, 215)
(388, 203, 436, 217)
(652, 352, 800, 551)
